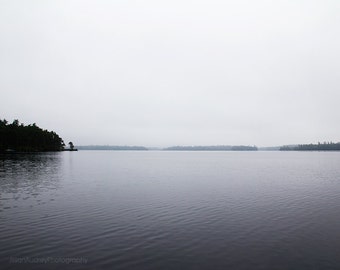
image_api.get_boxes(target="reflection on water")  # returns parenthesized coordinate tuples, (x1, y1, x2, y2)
(1, 151, 340, 270)
(0, 153, 62, 210)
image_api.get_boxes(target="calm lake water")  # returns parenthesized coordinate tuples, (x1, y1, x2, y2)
(1, 151, 340, 269)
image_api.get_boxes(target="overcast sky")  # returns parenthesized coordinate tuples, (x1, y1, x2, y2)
(1, 0, 340, 147)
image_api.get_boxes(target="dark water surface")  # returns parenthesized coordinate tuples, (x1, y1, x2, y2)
(1, 151, 340, 269)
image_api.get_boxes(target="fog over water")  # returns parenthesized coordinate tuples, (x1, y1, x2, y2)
(1, 1, 340, 146)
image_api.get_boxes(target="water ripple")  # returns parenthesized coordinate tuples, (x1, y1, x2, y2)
(1, 151, 340, 269)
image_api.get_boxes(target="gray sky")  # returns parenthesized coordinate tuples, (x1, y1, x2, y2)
(1, 0, 340, 147)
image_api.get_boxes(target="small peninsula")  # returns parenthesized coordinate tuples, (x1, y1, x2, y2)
(0, 119, 65, 152)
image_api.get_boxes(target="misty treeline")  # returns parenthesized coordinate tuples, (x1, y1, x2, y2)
(0, 119, 64, 152)
(164, 145, 258, 151)
(78, 145, 148, 150)
(280, 142, 340, 151)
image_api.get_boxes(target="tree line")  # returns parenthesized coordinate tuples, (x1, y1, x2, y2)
(77, 145, 147, 150)
(0, 119, 65, 152)
(280, 142, 340, 151)
(164, 145, 258, 151)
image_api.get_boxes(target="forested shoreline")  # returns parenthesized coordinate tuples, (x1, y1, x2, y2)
(164, 145, 258, 151)
(0, 119, 65, 152)
(280, 142, 340, 151)
(77, 145, 148, 150)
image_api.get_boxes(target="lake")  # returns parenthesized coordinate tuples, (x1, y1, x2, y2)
(1, 151, 340, 269)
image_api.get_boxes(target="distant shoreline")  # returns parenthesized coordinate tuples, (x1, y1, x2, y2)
(75, 143, 340, 151)
(77, 146, 148, 151)
(77, 145, 258, 151)
(163, 145, 258, 151)
(280, 142, 340, 151)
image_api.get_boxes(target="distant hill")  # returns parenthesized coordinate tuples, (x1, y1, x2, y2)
(77, 145, 148, 150)
(163, 145, 258, 151)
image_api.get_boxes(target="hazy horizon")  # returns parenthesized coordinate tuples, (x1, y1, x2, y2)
(72, 142, 327, 149)
(1, 1, 340, 147)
